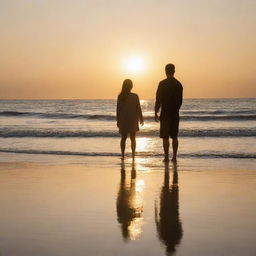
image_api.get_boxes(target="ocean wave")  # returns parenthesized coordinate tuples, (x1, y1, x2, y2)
(0, 111, 26, 116)
(0, 111, 255, 121)
(0, 148, 255, 159)
(0, 111, 114, 120)
(181, 110, 254, 115)
(182, 115, 256, 121)
(0, 128, 255, 138)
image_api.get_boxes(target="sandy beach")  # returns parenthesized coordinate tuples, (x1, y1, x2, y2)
(0, 157, 255, 256)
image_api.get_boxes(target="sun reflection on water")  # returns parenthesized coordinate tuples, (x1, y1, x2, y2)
(136, 137, 152, 152)
(128, 216, 144, 240)
(116, 161, 145, 241)
(128, 178, 144, 240)
(133, 156, 155, 173)
(135, 179, 144, 192)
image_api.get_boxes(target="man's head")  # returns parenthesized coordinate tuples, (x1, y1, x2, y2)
(165, 63, 175, 77)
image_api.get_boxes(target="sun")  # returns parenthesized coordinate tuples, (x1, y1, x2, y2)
(123, 56, 146, 75)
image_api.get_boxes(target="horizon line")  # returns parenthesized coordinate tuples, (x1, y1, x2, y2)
(0, 97, 255, 101)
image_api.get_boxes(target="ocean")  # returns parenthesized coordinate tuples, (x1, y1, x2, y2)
(0, 98, 255, 167)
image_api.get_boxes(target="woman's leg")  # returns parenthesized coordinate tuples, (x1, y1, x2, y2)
(130, 132, 136, 158)
(120, 133, 127, 159)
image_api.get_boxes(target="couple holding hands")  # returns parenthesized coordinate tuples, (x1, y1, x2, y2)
(116, 63, 183, 162)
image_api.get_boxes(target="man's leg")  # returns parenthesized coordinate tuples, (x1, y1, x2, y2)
(130, 132, 136, 159)
(120, 133, 127, 160)
(163, 138, 170, 162)
(171, 137, 178, 162)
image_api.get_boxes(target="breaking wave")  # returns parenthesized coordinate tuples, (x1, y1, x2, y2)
(0, 111, 255, 121)
(0, 148, 255, 159)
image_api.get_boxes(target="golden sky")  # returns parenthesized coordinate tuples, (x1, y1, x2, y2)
(0, 0, 255, 99)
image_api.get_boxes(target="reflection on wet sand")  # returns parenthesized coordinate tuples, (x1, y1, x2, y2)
(155, 163, 183, 255)
(116, 161, 144, 241)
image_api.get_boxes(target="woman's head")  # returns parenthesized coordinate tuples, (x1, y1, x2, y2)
(122, 79, 133, 92)
(119, 79, 133, 101)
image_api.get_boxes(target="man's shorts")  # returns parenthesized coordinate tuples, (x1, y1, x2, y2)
(160, 115, 180, 139)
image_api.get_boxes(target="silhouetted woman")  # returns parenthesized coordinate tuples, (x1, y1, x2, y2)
(116, 79, 144, 159)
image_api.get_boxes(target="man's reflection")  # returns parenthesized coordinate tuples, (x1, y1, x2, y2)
(155, 163, 183, 255)
(116, 161, 144, 241)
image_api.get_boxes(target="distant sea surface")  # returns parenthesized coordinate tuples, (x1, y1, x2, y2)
(0, 99, 255, 166)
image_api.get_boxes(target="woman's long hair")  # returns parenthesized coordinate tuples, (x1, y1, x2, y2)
(118, 79, 133, 102)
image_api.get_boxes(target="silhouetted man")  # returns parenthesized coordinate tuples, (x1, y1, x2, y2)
(155, 64, 183, 162)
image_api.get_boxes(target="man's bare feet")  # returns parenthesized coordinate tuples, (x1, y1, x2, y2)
(163, 157, 169, 163)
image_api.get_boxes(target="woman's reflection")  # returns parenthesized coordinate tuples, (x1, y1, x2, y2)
(155, 163, 183, 255)
(116, 161, 144, 241)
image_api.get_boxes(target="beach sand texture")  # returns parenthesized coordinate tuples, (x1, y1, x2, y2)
(0, 159, 255, 256)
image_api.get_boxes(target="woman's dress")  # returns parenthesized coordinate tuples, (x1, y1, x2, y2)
(116, 93, 143, 134)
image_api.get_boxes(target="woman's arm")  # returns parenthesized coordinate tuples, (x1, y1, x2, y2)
(137, 95, 144, 125)
(116, 97, 121, 127)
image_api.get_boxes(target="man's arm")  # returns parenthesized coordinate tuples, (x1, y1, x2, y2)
(178, 84, 183, 110)
(154, 83, 161, 122)
(137, 95, 144, 125)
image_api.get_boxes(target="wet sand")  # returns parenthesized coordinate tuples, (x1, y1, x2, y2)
(0, 158, 256, 256)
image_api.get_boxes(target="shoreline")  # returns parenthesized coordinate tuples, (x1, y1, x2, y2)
(0, 152, 255, 171)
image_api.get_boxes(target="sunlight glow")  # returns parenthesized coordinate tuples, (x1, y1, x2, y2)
(123, 56, 146, 74)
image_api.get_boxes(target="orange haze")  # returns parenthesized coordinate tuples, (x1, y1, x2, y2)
(0, 0, 255, 99)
